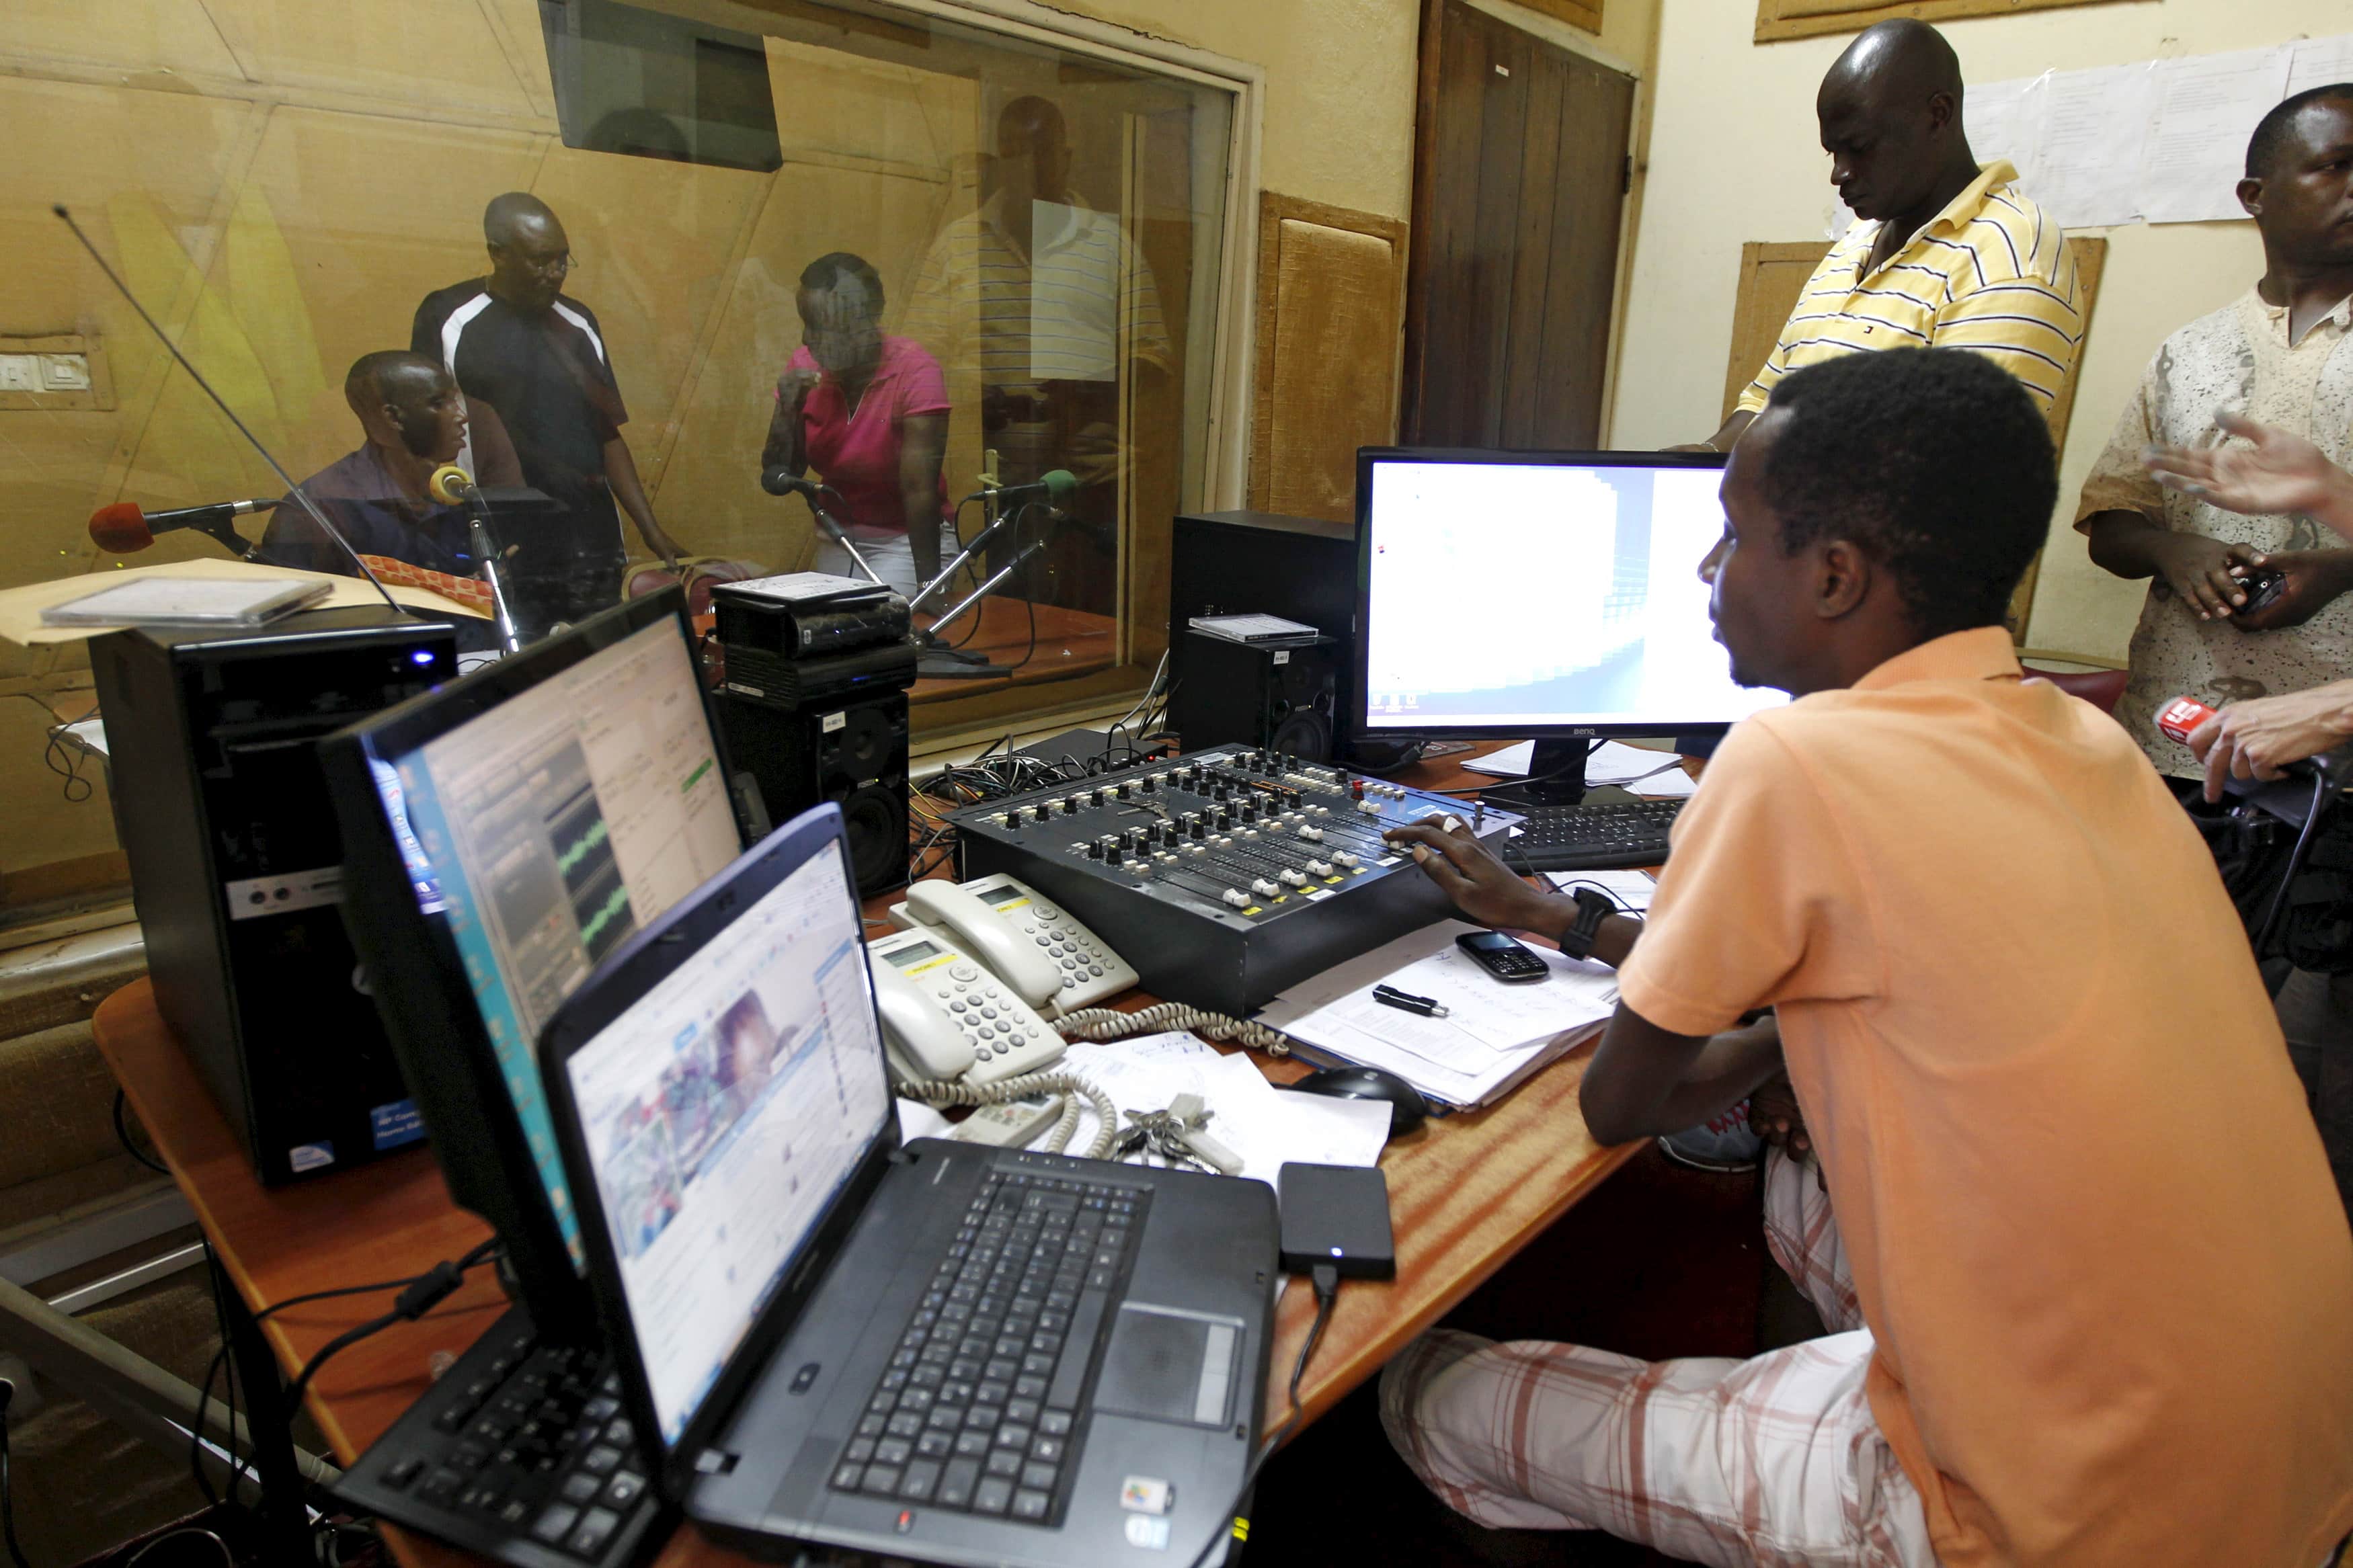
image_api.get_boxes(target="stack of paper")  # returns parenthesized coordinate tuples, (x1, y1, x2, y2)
(904, 1032, 1391, 1187)
(1255, 921, 1619, 1110)
(1053, 1033, 1392, 1184)
(1463, 739, 1698, 798)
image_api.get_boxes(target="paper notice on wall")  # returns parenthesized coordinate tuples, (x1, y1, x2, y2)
(2138, 48, 2293, 225)
(1966, 73, 2045, 175)
(2024, 64, 2155, 230)
(2287, 34, 2353, 99)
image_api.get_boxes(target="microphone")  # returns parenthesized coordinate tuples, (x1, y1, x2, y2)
(427, 465, 522, 655)
(975, 469, 1077, 512)
(428, 464, 479, 506)
(2156, 696, 2217, 746)
(761, 467, 823, 501)
(88, 498, 279, 554)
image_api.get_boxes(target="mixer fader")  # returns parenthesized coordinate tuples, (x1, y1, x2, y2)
(949, 747, 1522, 1014)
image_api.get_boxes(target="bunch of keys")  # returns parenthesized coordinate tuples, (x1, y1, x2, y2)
(1113, 1093, 1243, 1175)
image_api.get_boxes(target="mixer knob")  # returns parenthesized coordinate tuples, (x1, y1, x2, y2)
(1086, 839, 1105, 859)
(1349, 780, 1365, 800)
(1236, 800, 1257, 823)
(1115, 782, 1132, 800)
(1250, 878, 1281, 897)
(1222, 888, 1251, 908)
(1332, 851, 1361, 868)
(1066, 794, 1085, 811)
(1189, 821, 1208, 840)
(1140, 776, 1157, 793)
(1357, 799, 1383, 815)
(1298, 825, 1323, 841)
(1306, 858, 1333, 876)
(1104, 844, 1123, 865)
(1031, 804, 1051, 824)
(1277, 869, 1306, 886)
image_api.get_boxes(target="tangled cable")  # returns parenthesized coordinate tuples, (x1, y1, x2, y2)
(1055, 1003, 1295, 1057)
(893, 1070, 1122, 1159)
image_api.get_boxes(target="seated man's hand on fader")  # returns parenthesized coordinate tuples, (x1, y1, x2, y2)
(1384, 815, 1561, 935)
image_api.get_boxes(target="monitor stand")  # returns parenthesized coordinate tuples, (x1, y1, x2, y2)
(1478, 733, 1718, 812)
(1480, 737, 1597, 810)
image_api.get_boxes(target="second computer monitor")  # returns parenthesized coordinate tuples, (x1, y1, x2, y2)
(324, 591, 746, 1330)
(1353, 449, 1789, 741)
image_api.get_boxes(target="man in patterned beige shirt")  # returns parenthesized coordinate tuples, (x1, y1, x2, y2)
(2079, 85, 2353, 778)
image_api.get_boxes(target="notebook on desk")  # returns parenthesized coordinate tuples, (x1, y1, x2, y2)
(1253, 921, 1619, 1111)
(536, 803, 1281, 1567)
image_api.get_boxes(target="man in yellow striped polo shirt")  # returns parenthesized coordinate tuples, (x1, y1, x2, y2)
(1684, 19, 2082, 454)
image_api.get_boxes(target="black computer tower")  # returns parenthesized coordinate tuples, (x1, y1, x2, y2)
(89, 608, 460, 1184)
(714, 686, 910, 897)
(1169, 632, 1341, 761)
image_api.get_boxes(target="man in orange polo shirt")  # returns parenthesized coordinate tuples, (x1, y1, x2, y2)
(1383, 349, 2353, 1565)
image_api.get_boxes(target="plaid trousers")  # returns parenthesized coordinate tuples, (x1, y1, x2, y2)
(1381, 1149, 1936, 1567)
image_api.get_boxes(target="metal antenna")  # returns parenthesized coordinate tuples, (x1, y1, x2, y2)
(52, 204, 411, 619)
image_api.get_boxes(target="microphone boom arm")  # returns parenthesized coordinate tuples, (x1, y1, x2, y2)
(54, 205, 409, 620)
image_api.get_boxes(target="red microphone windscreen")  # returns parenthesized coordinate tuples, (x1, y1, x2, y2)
(89, 502, 153, 554)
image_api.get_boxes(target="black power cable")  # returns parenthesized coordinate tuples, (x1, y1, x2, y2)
(1187, 1263, 1341, 1568)
(112, 1089, 169, 1175)
(1, 1374, 30, 1568)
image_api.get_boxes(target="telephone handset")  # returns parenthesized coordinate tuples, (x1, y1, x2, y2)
(866, 925, 1066, 1087)
(887, 874, 1139, 1012)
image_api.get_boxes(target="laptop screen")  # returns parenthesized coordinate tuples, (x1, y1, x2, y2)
(559, 837, 891, 1447)
(374, 616, 742, 1262)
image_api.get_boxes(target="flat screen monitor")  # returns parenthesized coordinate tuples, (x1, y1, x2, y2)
(1353, 450, 1790, 742)
(323, 591, 746, 1328)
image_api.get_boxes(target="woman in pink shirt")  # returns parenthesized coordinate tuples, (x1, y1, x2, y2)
(758, 252, 955, 594)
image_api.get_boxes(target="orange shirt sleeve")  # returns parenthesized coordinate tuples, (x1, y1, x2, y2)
(1615, 714, 1879, 1037)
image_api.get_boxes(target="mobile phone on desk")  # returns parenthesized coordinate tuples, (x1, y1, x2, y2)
(1455, 930, 1550, 982)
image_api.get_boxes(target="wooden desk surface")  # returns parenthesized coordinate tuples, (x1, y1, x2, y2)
(90, 742, 1642, 1567)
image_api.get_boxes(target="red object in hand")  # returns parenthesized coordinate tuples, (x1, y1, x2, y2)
(88, 502, 154, 554)
(2157, 696, 2217, 745)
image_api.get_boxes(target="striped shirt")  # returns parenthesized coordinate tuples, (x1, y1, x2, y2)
(1737, 162, 2082, 415)
(899, 193, 1169, 388)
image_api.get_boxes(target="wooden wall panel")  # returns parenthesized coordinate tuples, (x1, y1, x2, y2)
(1716, 233, 2110, 640)
(1718, 241, 1837, 421)
(1755, 0, 2132, 45)
(1248, 192, 1408, 524)
(1513, 0, 1605, 35)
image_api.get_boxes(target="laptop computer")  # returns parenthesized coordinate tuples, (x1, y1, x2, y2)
(536, 802, 1280, 1566)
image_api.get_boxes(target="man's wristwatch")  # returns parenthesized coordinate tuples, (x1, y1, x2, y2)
(1557, 886, 1615, 962)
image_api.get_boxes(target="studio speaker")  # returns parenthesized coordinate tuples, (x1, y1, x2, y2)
(714, 686, 910, 896)
(1170, 632, 1340, 762)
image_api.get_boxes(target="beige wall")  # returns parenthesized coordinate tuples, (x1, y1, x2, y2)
(1609, 0, 2348, 662)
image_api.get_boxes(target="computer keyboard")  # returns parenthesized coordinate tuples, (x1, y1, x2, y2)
(1503, 798, 1685, 872)
(334, 1307, 664, 1567)
(828, 1169, 1146, 1523)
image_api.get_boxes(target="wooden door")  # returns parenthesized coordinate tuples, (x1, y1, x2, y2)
(1402, 0, 1635, 450)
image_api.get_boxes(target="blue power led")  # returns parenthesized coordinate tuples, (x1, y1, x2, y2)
(410, 649, 435, 667)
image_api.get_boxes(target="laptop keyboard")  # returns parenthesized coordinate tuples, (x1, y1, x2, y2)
(369, 1323, 653, 1561)
(828, 1169, 1147, 1523)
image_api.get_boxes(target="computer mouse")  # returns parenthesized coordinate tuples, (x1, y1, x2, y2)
(1288, 1065, 1429, 1140)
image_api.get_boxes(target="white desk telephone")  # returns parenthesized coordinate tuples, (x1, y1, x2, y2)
(886, 874, 1138, 1012)
(863, 874, 1137, 1087)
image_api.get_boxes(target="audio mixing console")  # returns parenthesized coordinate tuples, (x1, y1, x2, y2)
(950, 747, 1522, 1014)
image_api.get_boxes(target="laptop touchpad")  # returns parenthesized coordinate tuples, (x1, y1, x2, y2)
(1092, 1305, 1240, 1428)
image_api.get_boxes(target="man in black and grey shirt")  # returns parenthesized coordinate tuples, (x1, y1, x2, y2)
(413, 192, 682, 626)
